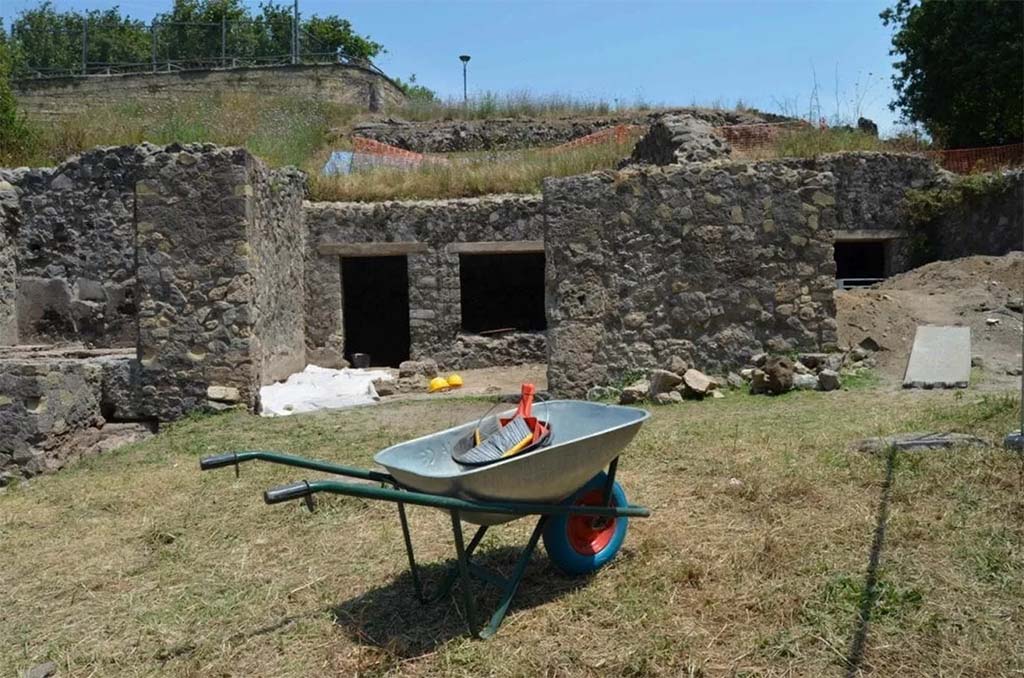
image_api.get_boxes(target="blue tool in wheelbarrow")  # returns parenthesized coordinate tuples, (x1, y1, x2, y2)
(199, 384, 651, 638)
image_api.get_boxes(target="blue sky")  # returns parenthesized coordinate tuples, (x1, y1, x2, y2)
(1, 0, 907, 134)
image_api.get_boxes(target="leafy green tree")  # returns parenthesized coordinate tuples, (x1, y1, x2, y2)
(10, 2, 150, 74)
(9, 2, 84, 73)
(0, 25, 36, 161)
(394, 74, 436, 102)
(154, 0, 250, 64)
(881, 0, 1023, 147)
(302, 15, 383, 62)
(9, 0, 385, 73)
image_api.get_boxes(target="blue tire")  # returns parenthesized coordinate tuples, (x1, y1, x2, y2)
(543, 472, 629, 576)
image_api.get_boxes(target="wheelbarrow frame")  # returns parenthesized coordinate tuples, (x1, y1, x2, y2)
(200, 450, 648, 638)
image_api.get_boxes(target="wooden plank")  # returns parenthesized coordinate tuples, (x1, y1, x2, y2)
(317, 241, 429, 257)
(448, 240, 545, 255)
(834, 229, 907, 242)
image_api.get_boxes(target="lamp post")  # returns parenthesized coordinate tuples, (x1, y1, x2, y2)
(459, 54, 471, 105)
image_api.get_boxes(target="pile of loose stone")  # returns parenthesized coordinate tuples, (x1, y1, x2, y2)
(601, 343, 879, 405)
(370, 359, 440, 396)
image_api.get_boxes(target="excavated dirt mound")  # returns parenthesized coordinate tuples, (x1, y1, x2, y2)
(836, 252, 1023, 390)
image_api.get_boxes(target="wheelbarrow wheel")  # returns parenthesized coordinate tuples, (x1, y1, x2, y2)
(543, 472, 629, 576)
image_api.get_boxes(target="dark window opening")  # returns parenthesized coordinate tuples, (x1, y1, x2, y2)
(459, 253, 546, 333)
(341, 255, 410, 367)
(834, 240, 887, 287)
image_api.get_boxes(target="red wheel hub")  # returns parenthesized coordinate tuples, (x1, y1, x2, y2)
(567, 489, 617, 555)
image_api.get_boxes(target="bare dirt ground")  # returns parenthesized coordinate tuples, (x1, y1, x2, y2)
(383, 363, 547, 402)
(836, 252, 1024, 391)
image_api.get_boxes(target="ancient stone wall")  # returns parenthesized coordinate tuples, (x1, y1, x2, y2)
(249, 164, 308, 384)
(134, 144, 306, 418)
(0, 346, 143, 484)
(304, 195, 546, 369)
(0, 181, 17, 345)
(630, 114, 732, 165)
(352, 107, 787, 153)
(2, 145, 157, 346)
(0, 355, 105, 481)
(15, 64, 406, 122)
(927, 170, 1024, 260)
(543, 161, 839, 397)
(820, 152, 947, 232)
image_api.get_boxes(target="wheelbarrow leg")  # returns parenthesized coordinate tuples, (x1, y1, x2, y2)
(450, 510, 479, 635)
(602, 456, 619, 505)
(397, 501, 489, 605)
(478, 515, 547, 639)
(396, 502, 426, 603)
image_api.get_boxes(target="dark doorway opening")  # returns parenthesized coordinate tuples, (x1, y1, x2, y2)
(459, 253, 546, 333)
(341, 256, 410, 367)
(834, 240, 887, 287)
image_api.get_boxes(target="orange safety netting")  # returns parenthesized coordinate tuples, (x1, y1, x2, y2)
(712, 121, 812, 152)
(549, 124, 645, 151)
(926, 143, 1024, 174)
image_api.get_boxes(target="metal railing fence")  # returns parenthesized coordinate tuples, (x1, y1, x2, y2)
(11, 18, 383, 79)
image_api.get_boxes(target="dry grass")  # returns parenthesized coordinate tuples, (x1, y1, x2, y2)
(2, 387, 1021, 676)
(391, 90, 634, 123)
(309, 140, 636, 202)
(9, 93, 360, 169)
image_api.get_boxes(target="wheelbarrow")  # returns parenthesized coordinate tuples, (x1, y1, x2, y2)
(200, 399, 651, 638)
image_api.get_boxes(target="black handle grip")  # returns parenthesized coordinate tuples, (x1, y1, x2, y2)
(199, 453, 238, 471)
(264, 481, 312, 505)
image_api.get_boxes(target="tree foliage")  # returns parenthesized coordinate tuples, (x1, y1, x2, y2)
(881, 0, 1023, 147)
(394, 74, 437, 102)
(0, 24, 36, 161)
(8, 0, 383, 74)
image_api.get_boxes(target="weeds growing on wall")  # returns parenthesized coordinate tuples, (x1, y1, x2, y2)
(771, 127, 888, 158)
(309, 139, 634, 201)
(901, 171, 1015, 264)
(904, 172, 1015, 224)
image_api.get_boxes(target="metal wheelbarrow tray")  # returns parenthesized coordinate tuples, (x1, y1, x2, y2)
(200, 400, 651, 638)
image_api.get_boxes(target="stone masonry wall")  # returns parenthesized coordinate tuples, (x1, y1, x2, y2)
(630, 114, 732, 165)
(0, 356, 104, 482)
(820, 152, 947, 233)
(927, 170, 1024, 260)
(15, 64, 406, 122)
(134, 144, 306, 418)
(819, 152, 948, 274)
(352, 107, 789, 153)
(0, 346, 143, 484)
(0, 181, 17, 344)
(304, 195, 546, 369)
(1, 145, 158, 346)
(544, 161, 838, 397)
(250, 164, 308, 384)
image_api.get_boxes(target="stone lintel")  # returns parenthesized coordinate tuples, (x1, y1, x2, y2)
(448, 240, 544, 255)
(834, 229, 907, 241)
(318, 241, 429, 257)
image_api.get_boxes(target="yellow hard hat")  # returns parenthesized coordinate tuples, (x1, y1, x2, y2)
(428, 376, 450, 393)
(447, 373, 464, 388)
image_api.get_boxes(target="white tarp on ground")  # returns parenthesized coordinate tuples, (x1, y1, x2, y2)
(260, 365, 393, 416)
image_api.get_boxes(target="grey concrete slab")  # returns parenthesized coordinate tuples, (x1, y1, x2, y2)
(903, 325, 971, 389)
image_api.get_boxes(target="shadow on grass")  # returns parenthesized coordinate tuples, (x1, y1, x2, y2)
(844, 444, 897, 676)
(330, 545, 591, 657)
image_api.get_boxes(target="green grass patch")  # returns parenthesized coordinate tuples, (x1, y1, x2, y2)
(1, 388, 1021, 675)
(772, 127, 887, 158)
